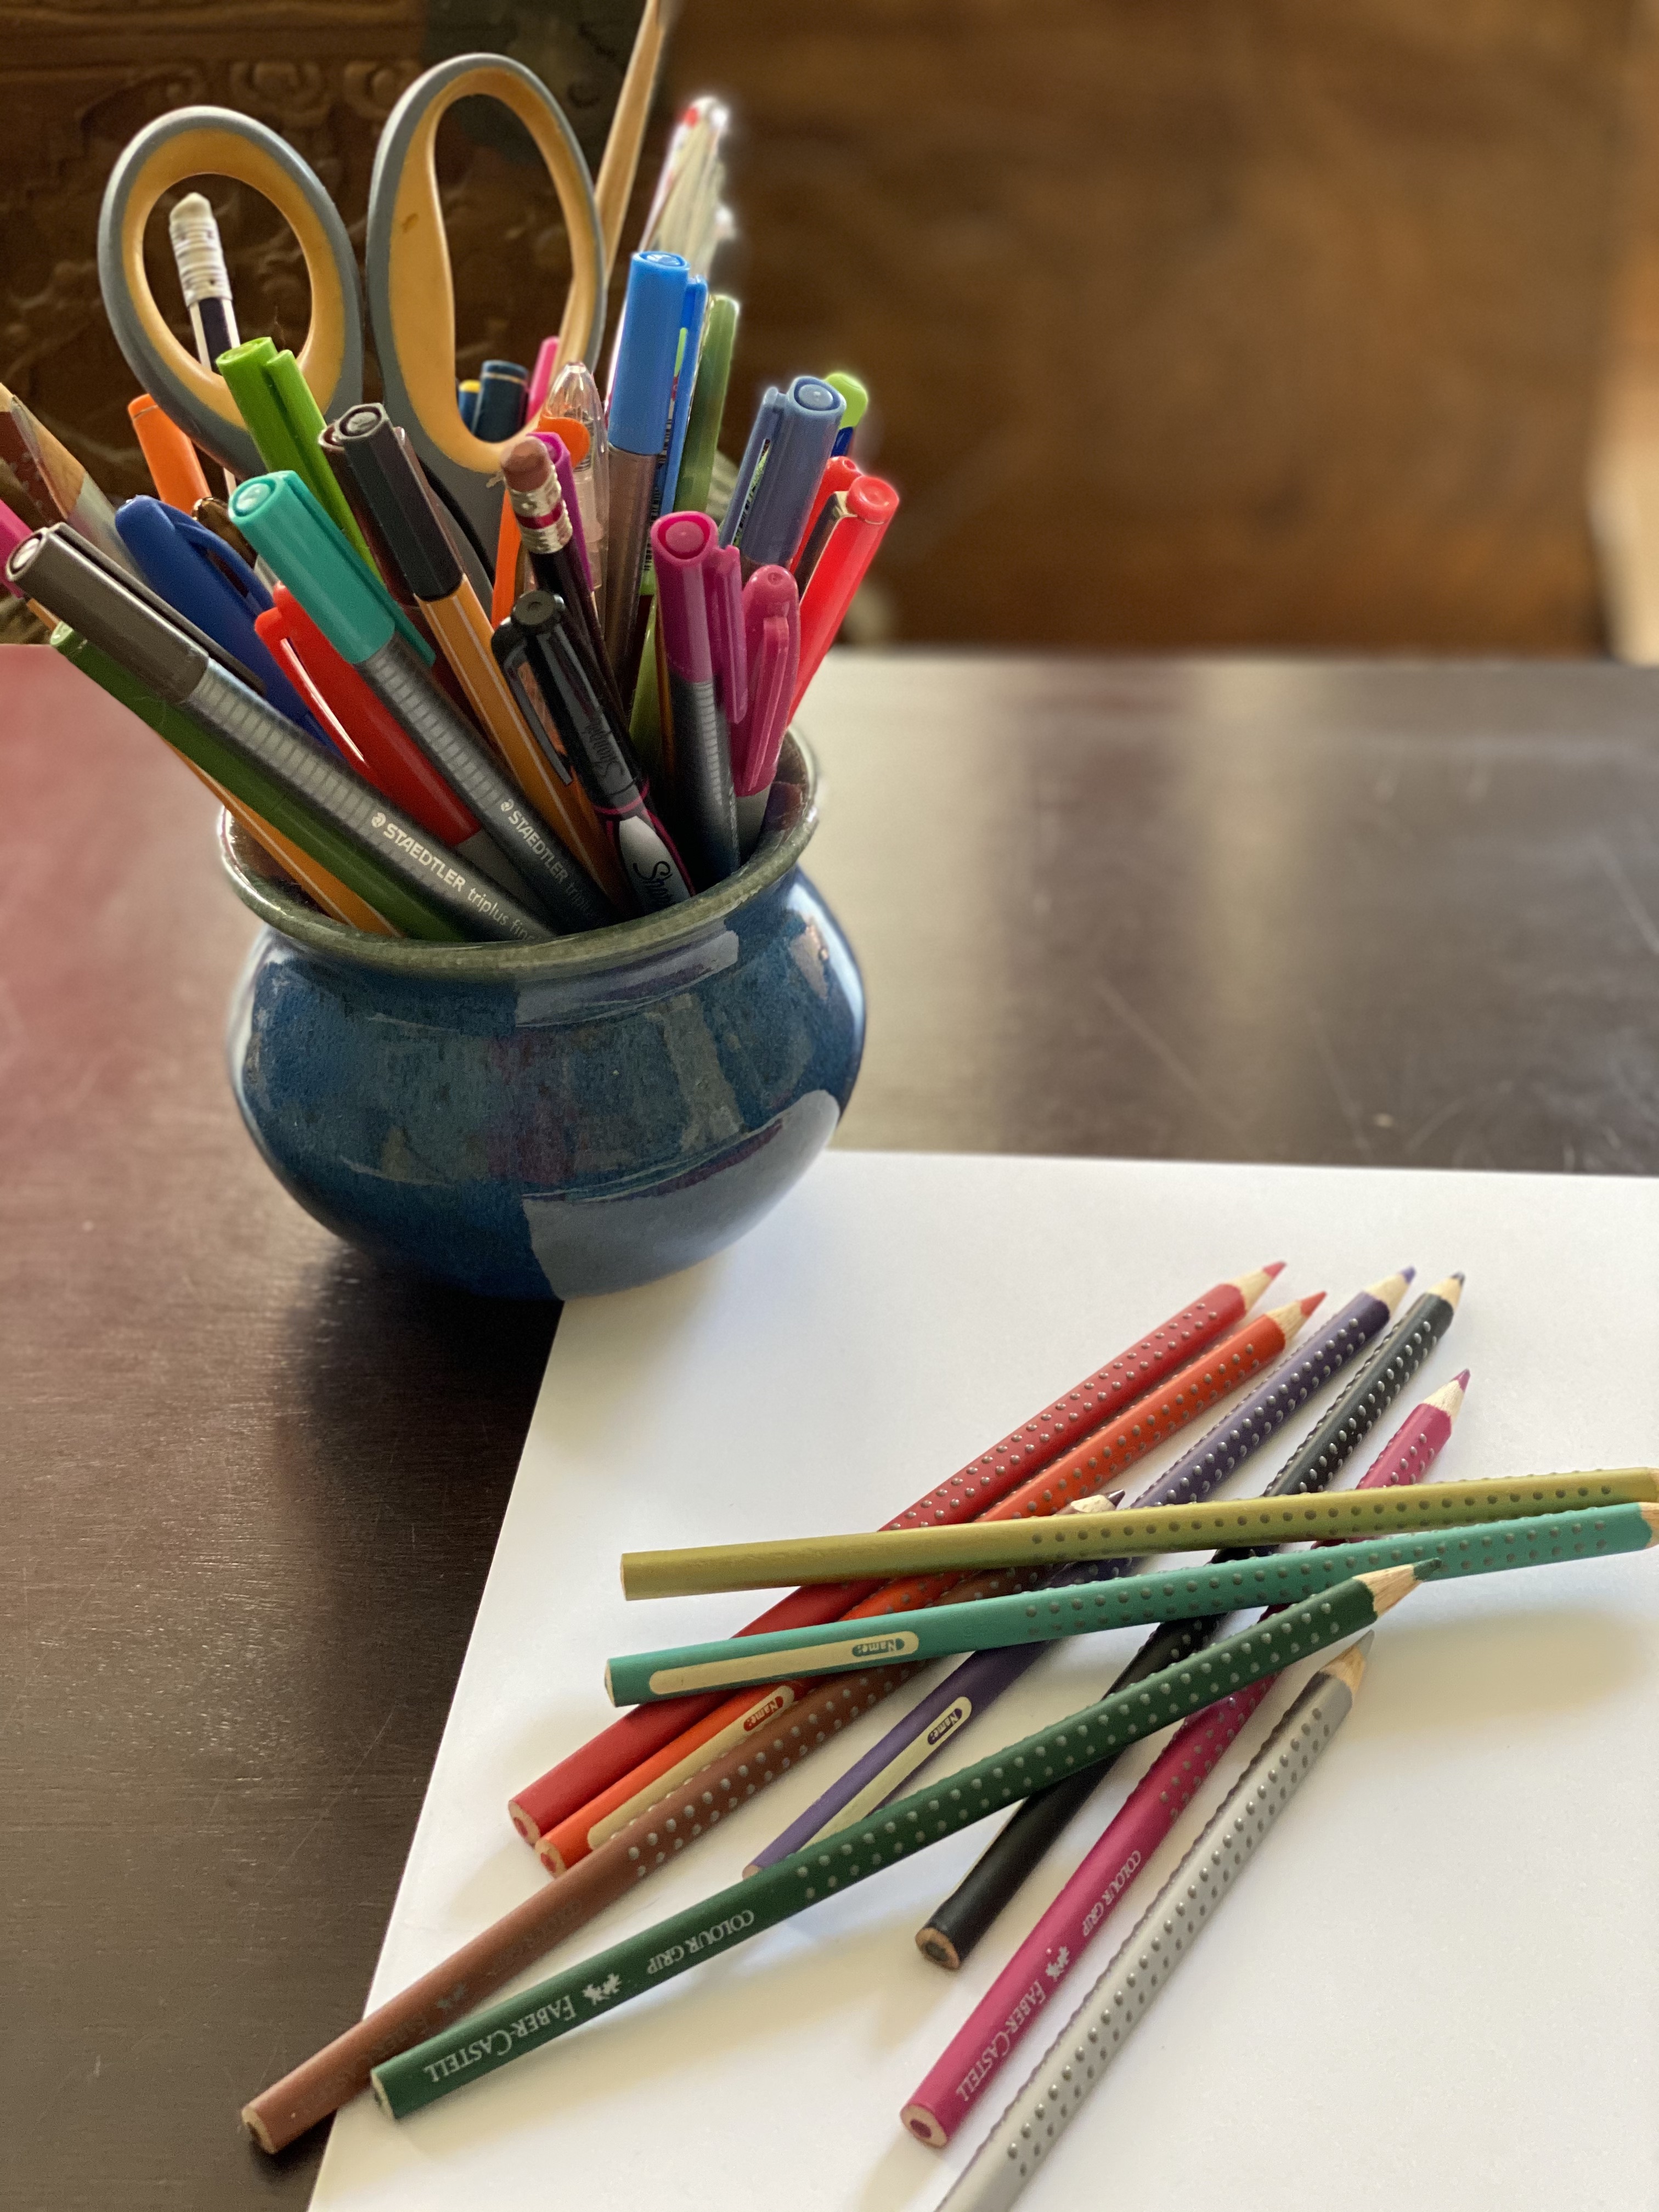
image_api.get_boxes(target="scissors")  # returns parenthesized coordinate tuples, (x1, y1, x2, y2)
(97, 54, 606, 546)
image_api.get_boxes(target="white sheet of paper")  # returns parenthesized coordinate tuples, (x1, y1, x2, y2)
(309, 1150, 1659, 2211)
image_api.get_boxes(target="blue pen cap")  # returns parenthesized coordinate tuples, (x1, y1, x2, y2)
(609, 252, 691, 457)
(729, 375, 845, 569)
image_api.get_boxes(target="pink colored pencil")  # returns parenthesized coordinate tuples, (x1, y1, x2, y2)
(900, 1368, 1469, 2147)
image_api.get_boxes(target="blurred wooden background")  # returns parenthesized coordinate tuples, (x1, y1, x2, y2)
(5, 0, 1659, 652)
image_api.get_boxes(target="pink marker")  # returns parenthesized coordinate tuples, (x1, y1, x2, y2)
(0, 495, 35, 594)
(900, 1368, 1470, 2149)
(730, 565, 800, 854)
(651, 511, 746, 885)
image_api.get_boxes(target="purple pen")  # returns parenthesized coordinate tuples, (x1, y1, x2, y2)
(730, 564, 800, 854)
(651, 510, 743, 886)
(741, 1269, 1414, 1874)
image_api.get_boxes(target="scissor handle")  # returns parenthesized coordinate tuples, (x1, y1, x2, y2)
(366, 53, 606, 546)
(97, 109, 363, 479)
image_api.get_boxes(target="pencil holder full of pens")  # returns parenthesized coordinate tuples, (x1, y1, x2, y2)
(219, 733, 862, 1299)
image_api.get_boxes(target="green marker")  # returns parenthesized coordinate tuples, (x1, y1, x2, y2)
(605, 1499, 1659, 1703)
(371, 1564, 1425, 2119)
(675, 293, 739, 516)
(217, 337, 375, 568)
(825, 369, 868, 454)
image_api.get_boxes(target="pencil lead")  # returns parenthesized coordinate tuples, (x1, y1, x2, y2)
(1454, 1367, 1470, 1387)
(1297, 1290, 1325, 1316)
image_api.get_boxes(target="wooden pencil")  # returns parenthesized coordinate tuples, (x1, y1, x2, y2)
(912, 1281, 1464, 1971)
(622, 1470, 1659, 1597)
(520, 1267, 1292, 1865)
(934, 1641, 1372, 2210)
(242, 1659, 921, 2152)
(909, 1379, 1467, 2134)
(371, 1567, 1425, 2120)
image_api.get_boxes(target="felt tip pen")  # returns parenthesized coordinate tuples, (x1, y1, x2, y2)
(655, 275, 708, 522)
(330, 403, 619, 914)
(253, 586, 540, 905)
(229, 471, 606, 934)
(729, 563, 800, 855)
(493, 589, 693, 912)
(114, 495, 324, 741)
(127, 393, 211, 514)
(217, 338, 375, 569)
(721, 375, 846, 574)
(824, 370, 868, 458)
(11, 524, 552, 945)
(674, 292, 738, 516)
(792, 472, 899, 715)
(501, 433, 618, 719)
(602, 251, 692, 695)
(650, 510, 742, 885)
(472, 358, 528, 443)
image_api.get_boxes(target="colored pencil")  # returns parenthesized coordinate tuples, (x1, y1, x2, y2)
(0, 379, 136, 573)
(906, 1380, 1467, 2138)
(623, 1469, 1657, 1596)
(914, 1279, 1465, 1968)
(534, 1290, 1314, 1872)
(509, 1262, 1285, 1853)
(934, 1640, 1372, 2210)
(242, 1658, 920, 2153)
(371, 1567, 1425, 2119)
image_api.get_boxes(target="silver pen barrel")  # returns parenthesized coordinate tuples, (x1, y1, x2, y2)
(358, 636, 612, 933)
(940, 1643, 1368, 2212)
(662, 668, 739, 886)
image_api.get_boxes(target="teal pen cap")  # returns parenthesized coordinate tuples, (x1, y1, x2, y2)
(229, 472, 431, 669)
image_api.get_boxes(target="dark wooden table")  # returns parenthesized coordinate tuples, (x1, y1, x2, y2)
(8, 644, 1659, 2210)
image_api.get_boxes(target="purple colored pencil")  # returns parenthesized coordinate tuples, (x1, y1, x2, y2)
(741, 1269, 1410, 1876)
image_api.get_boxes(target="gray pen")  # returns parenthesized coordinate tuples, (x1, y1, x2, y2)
(8, 526, 555, 946)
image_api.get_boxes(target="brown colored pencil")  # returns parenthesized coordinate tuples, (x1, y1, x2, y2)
(241, 1657, 919, 2153)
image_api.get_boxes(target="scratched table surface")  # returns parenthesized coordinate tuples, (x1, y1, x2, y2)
(6, 644, 1659, 2210)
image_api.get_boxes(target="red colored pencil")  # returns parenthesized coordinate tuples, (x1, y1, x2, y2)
(531, 1289, 1319, 1874)
(508, 1265, 1283, 1848)
(900, 1369, 1468, 2147)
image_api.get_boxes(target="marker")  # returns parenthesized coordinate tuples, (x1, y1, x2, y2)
(792, 473, 899, 714)
(721, 376, 845, 575)
(12, 524, 552, 944)
(674, 292, 737, 516)
(229, 470, 605, 932)
(729, 563, 799, 854)
(494, 589, 692, 912)
(650, 510, 743, 884)
(217, 338, 375, 568)
(127, 393, 211, 514)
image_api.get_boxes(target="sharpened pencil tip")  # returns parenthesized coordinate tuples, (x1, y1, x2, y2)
(1360, 1560, 1432, 1614)
(1400, 1265, 1416, 1284)
(1299, 1290, 1325, 1316)
(1263, 1260, 1285, 1279)
(1318, 1632, 1374, 1696)
(1454, 1368, 1470, 1388)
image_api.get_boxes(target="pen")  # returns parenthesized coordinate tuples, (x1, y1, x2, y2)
(12, 523, 551, 944)
(656, 275, 708, 522)
(457, 379, 481, 432)
(493, 589, 692, 911)
(254, 585, 541, 904)
(650, 511, 743, 884)
(720, 375, 845, 575)
(229, 471, 608, 933)
(330, 404, 621, 910)
(824, 370, 867, 458)
(114, 495, 324, 740)
(217, 337, 375, 568)
(792, 472, 899, 714)
(527, 337, 560, 417)
(127, 393, 211, 514)
(602, 250, 691, 693)
(674, 292, 737, 516)
(472, 358, 528, 443)
(729, 563, 799, 854)
(501, 433, 616, 712)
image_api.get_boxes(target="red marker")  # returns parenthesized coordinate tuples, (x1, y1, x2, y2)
(791, 472, 898, 715)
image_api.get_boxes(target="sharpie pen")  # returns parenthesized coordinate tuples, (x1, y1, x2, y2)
(721, 375, 845, 577)
(230, 472, 608, 933)
(493, 590, 692, 912)
(10, 524, 551, 944)
(650, 511, 742, 885)
(114, 495, 324, 740)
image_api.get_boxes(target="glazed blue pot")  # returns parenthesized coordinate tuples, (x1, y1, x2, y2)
(220, 735, 864, 1299)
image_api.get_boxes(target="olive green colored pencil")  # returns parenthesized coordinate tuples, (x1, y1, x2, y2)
(619, 1470, 1659, 1598)
(372, 1564, 1426, 2120)
(604, 1499, 1659, 1702)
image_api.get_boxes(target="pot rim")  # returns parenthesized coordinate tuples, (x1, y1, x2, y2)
(218, 730, 819, 980)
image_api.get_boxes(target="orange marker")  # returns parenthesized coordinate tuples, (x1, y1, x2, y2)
(128, 393, 211, 513)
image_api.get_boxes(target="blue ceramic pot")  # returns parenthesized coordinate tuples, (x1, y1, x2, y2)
(219, 735, 864, 1299)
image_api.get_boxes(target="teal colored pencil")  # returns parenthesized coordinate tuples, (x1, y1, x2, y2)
(373, 1565, 1424, 2119)
(603, 1501, 1659, 1703)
